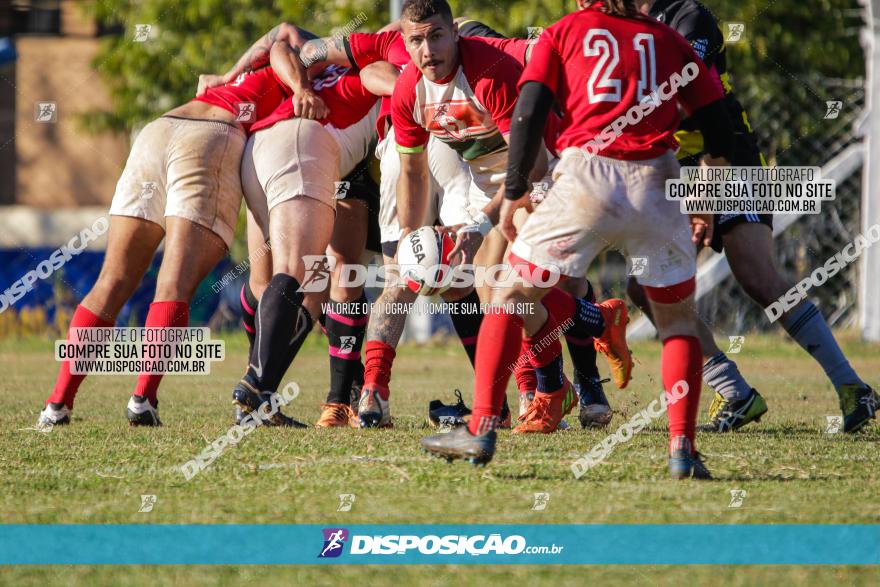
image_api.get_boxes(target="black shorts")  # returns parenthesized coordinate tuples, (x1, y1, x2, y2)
(680, 131, 773, 253)
(340, 156, 382, 254)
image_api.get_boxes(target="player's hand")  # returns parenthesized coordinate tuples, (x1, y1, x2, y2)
(442, 224, 484, 266)
(292, 88, 329, 120)
(689, 213, 714, 247)
(700, 154, 730, 167)
(196, 74, 228, 96)
(499, 194, 532, 242)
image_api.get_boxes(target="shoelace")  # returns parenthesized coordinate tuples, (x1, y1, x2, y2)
(453, 389, 466, 409)
(522, 395, 554, 425)
(707, 394, 726, 420)
(323, 404, 353, 421)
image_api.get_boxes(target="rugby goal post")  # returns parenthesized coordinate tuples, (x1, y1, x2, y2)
(860, 0, 880, 341)
(628, 142, 866, 340)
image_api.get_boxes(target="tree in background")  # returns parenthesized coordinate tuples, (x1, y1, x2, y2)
(84, 0, 863, 134)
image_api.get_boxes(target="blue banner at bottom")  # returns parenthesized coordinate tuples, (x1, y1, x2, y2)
(1, 524, 878, 565)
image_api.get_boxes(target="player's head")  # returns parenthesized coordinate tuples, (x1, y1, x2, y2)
(400, 0, 459, 82)
(576, 0, 643, 16)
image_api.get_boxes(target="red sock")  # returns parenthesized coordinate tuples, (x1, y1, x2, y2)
(514, 337, 537, 394)
(469, 311, 523, 435)
(133, 301, 189, 403)
(540, 287, 576, 325)
(363, 340, 396, 399)
(661, 335, 703, 452)
(47, 305, 113, 409)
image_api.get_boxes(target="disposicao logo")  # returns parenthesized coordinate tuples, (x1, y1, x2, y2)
(318, 528, 349, 558)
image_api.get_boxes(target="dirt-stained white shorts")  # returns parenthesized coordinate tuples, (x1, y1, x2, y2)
(511, 148, 695, 288)
(109, 116, 246, 248)
(242, 109, 377, 239)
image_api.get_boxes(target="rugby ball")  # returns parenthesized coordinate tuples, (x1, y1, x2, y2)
(397, 227, 457, 296)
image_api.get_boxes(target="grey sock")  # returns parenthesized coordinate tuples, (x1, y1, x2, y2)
(703, 352, 752, 402)
(782, 301, 863, 389)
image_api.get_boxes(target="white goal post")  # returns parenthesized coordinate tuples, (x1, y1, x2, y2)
(860, 0, 880, 341)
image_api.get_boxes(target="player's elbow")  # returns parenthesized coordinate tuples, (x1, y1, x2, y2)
(276, 22, 296, 39)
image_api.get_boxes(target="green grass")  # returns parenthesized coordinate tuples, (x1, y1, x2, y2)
(1, 331, 878, 585)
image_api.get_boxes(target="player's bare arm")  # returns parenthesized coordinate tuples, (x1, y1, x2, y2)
(299, 34, 353, 69)
(269, 40, 329, 120)
(358, 61, 400, 96)
(396, 150, 431, 238)
(196, 22, 313, 96)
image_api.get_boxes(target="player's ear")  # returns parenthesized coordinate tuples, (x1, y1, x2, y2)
(452, 21, 459, 42)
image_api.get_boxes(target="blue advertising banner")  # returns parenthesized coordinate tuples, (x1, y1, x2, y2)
(1, 524, 878, 565)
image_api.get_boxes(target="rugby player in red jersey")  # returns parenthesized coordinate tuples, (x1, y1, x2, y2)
(626, 0, 877, 433)
(226, 35, 385, 426)
(37, 59, 308, 428)
(200, 24, 392, 428)
(452, 16, 613, 428)
(422, 0, 736, 478)
(207, 22, 475, 428)
(270, 16, 516, 428)
(390, 0, 630, 436)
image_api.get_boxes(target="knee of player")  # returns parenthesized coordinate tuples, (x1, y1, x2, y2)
(736, 271, 785, 308)
(329, 282, 364, 303)
(493, 283, 536, 306)
(652, 307, 699, 340)
(557, 276, 589, 298)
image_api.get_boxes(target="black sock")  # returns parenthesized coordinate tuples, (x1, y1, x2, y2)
(566, 335, 601, 389)
(284, 305, 314, 373)
(569, 283, 604, 404)
(240, 281, 259, 356)
(535, 355, 565, 393)
(448, 289, 483, 366)
(247, 274, 311, 392)
(324, 293, 369, 404)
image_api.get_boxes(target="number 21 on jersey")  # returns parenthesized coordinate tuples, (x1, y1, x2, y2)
(584, 29, 657, 104)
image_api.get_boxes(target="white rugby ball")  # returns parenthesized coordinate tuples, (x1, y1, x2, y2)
(397, 227, 457, 296)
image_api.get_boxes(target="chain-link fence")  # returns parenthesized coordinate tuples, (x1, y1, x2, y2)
(590, 74, 866, 333)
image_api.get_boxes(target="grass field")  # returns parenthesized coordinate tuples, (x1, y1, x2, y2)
(1, 330, 878, 585)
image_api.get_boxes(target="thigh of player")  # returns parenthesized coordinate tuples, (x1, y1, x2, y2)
(252, 118, 341, 281)
(109, 117, 173, 232)
(621, 153, 696, 289)
(157, 120, 246, 300)
(510, 151, 624, 281)
(164, 118, 246, 250)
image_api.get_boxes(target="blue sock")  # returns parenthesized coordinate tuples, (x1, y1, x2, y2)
(703, 352, 752, 402)
(782, 301, 863, 389)
(535, 356, 564, 393)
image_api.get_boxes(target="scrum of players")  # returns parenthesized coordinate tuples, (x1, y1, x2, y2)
(37, 0, 876, 480)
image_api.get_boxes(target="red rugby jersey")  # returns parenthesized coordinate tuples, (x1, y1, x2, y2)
(248, 65, 379, 133)
(346, 31, 410, 139)
(477, 36, 530, 67)
(391, 37, 521, 161)
(193, 68, 290, 133)
(521, 5, 722, 159)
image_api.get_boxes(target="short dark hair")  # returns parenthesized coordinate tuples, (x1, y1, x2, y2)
(401, 0, 453, 25)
